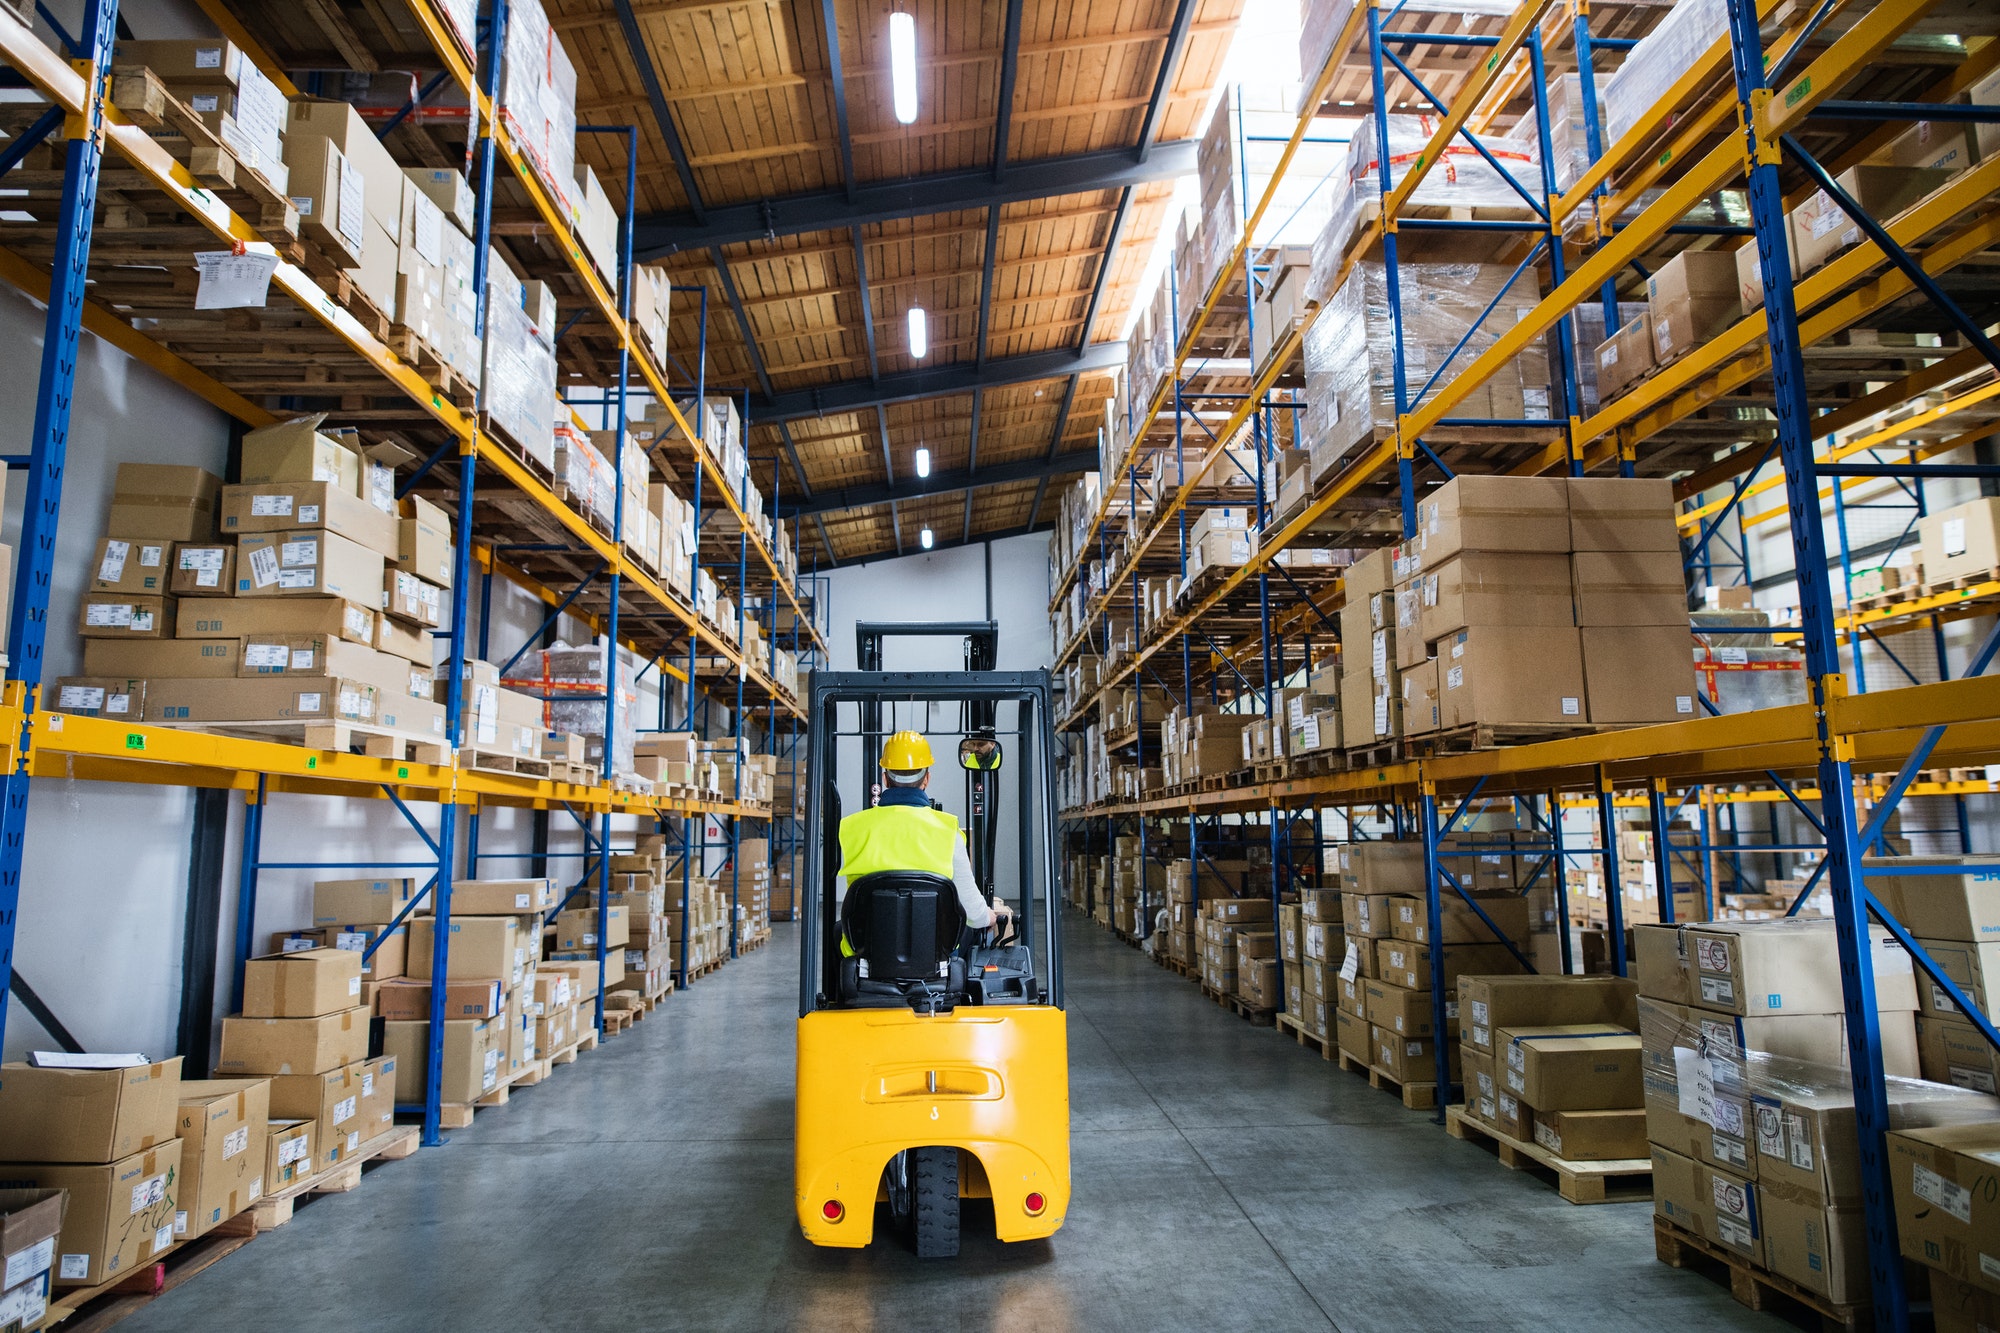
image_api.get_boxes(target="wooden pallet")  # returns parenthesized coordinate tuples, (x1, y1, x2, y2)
(739, 933, 768, 954)
(156, 718, 449, 765)
(1921, 565, 2000, 598)
(108, 65, 299, 243)
(1653, 1216, 1867, 1332)
(1335, 1050, 1438, 1110)
(1417, 721, 1606, 755)
(464, 749, 555, 779)
(1443, 1106, 1653, 1205)
(1252, 761, 1290, 784)
(44, 1212, 263, 1331)
(602, 1007, 634, 1037)
(438, 1066, 527, 1129)
(1343, 739, 1406, 771)
(385, 324, 477, 408)
(511, 1055, 556, 1088)
(248, 1124, 419, 1229)
(1277, 1010, 1336, 1059)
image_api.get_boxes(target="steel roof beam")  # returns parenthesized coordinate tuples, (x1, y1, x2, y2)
(755, 342, 1123, 421)
(785, 448, 1098, 517)
(612, 0, 706, 219)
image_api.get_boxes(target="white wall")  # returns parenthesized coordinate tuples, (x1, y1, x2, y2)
(819, 533, 1055, 908)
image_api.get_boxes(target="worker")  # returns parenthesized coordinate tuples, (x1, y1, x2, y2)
(836, 730, 1013, 944)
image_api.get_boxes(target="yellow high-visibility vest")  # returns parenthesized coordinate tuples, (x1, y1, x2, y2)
(838, 803, 960, 882)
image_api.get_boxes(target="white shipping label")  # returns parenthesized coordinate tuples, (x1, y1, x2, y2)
(1914, 1163, 1974, 1224)
(1786, 1112, 1814, 1170)
(249, 494, 293, 517)
(348, 976, 362, 996)
(298, 504, 320, 524)
(338, 690, 367, 718)
(1674, 1046, 1717, 1125)
(249, 1177, 262, 1201)
(336, 158, 365, 253)
(278, 1134, 308, 1166)
(59, 685, 103, 709)
(137, 546, 163, 568)
(97, 539, 129, 583)
(362, 1072, 376, 1096)
(345, 606, 372, 639)
(1601, 344, 1618, 367)
(1710, 1096, 1745, 1138)
(1339, 940, 1361, 983)
(1718, 646, 1748, 665)
(1981, 1253, 2000, 1284)
(130, 1172, 167, 1215)
(132, 610, 155, 633)
(1949, 1064, 1999, 1094)
(1699, 975, 1737, 1005)
(333, 1095, 357, 1125)
(1676, 695, 1694, 714)
(1560, 696, 1580, 716)
(277, 570, 316, 589)
(59, 1255, 87, 1281)
(223, 1125, 249, 1160)
(1695, 938, 1731, 972)
(1446, 665, 1464, 690)
(243, 643, 288, 668)
(194, 44, 222, 68)
(514, 893, 530, 908)
(1810, 202, 1842, 239)
(1657, 320, 1675, 351)
(334, 931, 367, 951)
(84, 602, 133, 627)
(1945, 517, 1969, 558)
(281, 539, 319, 567)
(1716, 1216, 1752, 1250)
(296, 692, 324, 713)
(413, 196, 442, 265)
(291, 649, 316, 670)
(3, 1236, 53, 1288)
(247, 544, 280, 588)
(106, 691, 133, 714)
(152, 1225, 172, 1255)
(346, 1131, 360, 1153)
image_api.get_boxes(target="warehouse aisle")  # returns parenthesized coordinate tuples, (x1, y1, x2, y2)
(122, 919, 1774, 1332)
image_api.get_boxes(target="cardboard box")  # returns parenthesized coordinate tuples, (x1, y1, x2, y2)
(383, 1019, 499, 1104)
(385, 570, 443, 626)
(1340, 843, 1425, 897)
(1496, 1025, 1642, 1111)
(1685, 920, 1916, 1016)
(1913, 937, 2000, 1020)
(0, 1142, 181, 1287)
(1652, 1145, 1762, 1264)
(215, 1010, 369, 1076)
(171, 1079, 269, 1241)
(397, 494, 454, 587)
(375, 977, 503, 1021)
(1388, 893, 1528, 947)
(50, 676, 145, 719)
(1582, 625, 1700, 724)
(236, 530, 385, 601)
(1937, 1274, 2000, 1333)
(451, 879, 556, 915)
(1566, 477, 1679, 552)
(146, 676, 377, 726)
(1921, 497, 2000, 587)
(1874, 857, 2000, 940)
(0, 1057, 182, 1164)
(374, 612, 433, 666)
(1458, 974, 1639, 1054)
(221, 482, 398, 558)
(1373, 940, 1523, 992)
(78, 593, 172, 639)
(283, 132, 365, 267)
(313, 876, 417, 927)
(1887, 1121, 2000, 1295)
(1871, 119, 1974, 177)
(1438, 624, 1586, 727)
(1530, 1107, 1646, 1161)
(1791, 165, 1952, 272)
(300, 923, 406, 981)
(240, 416, 361, 494)
(265, 1065, 363, 1172)
(1364, 979, 1454, 1039)
(1919, 1013, 2000, 1094)
(242, 948, 364, 1018)
(0, 1185, 66, 1320)
(1572, 549, 1688, 626)
(1412, 475, 1570, 566)
(1634, 923, 1690, 1004)
(1418, 552, 1574, 643)
(264, 1119, 314, 1190)
(1594, 312, 1654, 402)
(1647, 250, 1740, 364)
(85, 637, 237, 679)
(90, 537, 171, 594)
(1733, 225, 1799, 312)
(175, 595, 376, 645)
(109, 464, 220, 542)
(170, 542, 234, 596)
(1758, 1082, 2000, 1209)
(407, 916, 525, 986)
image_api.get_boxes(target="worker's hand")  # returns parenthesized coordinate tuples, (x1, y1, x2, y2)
(990, 899, 1015, 944)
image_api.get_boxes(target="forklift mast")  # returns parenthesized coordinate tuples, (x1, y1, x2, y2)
(854, 622, 1001, 902)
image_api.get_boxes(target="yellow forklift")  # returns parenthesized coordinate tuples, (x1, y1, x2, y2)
(794, 624, 1070, 1256)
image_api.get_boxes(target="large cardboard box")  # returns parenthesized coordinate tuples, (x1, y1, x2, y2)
(1566, 477, 1678, 552)
(1572, 549, 1688, 626)
(84, 637, 236, 678)
(1920, 497, 2000, 586)
(1458, 974, 1639, 1054)
(0, 1142, 181, 1287)
(1791, 164, 1953, 272)
(0, 1058, 182, 1163)
(221, 482, 398, 558)
(1887, 1121, 2000, 1295)
(236, 529, 385, 601)
(1594, 312, 1654, 402)
(1646, 250, 1739, 365)
(282, 132, 365, 267)
(1919, 1013, 2000, 1093)
(313, 876, 418, 927)
(1875, 857, 2000, 941)
(451, 879, 557, 915)
(174, 595, 375, 645)
(1373, 939, 1523, 992)
(265, 1065, 363, 1172)
(1496, 1025, 1641, 1111)
(1530, 1107, 1646, 1161)
(375, 978, 503, 1021)
(1684, 919, 1916, 1017)
(171, 1079, 269, 1241)
(1938, 1275, 2000, 1333)
(1412, 475, 1569, 566)
(1760, 1195, 1866, 1305)
(1388, 892, 1528, 946)
(383, 1019, 499, 1104)
(1582, 625, 1701, 724)
(1339, 842, 1425, 896)
(1438, 624, 1586, 727)
(1364, 979, 1453, 1039)
(216, 1009, 369, 1076)
(242, 948, 364, 1018)
(239, 416, 361, 494)
(108, 464, 220, 542)
(407, 915, 525, 987)
(146, 676, 377, 726)
(1652, 1145, 1762, 1264)
(1418, 552, 1574, 643)
(52, 676, 145, 719)
(1758, 1083, 2000, 1209)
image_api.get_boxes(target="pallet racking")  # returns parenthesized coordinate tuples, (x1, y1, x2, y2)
(0, 0, 827, 1143)
(1054, 0, 2000, 1323)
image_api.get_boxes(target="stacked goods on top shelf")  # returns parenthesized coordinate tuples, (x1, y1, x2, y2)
(497, 0, 578, 215)
(1456, 973, 1644, 1167)
(1877, 857, 2000, 1096)
(115, 39, 287, 190)
(1193, 88, 1348, 322)
(1921, 495, 2000, 588)
(0, 1056, 185, 1287)
(484, 250, 560, 469)
(1635, 918, 1999, 1308)
(501, 642, 636, 780)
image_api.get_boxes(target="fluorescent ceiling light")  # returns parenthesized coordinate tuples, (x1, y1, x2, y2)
(920, 527, 934, 550)
(889, 12, 918, 125)
(915, 447, 930, 478)
(908, 306, 928, 359)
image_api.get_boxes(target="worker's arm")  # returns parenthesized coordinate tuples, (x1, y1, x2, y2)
(951, 841, 995, 929)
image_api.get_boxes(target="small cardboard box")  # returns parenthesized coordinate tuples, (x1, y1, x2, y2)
(555, 906, 630, 952)
(397, 494, 453, 587)
(1594, 312, 1654, 402)
(240, 415, 361, 494)
(50, 677, 144, 719)
(0, 1142, 181, 1287)
(175, 595, 376, 645)
(1364, 978, 1454, 1039)
(1496, 1025, 1642, 1111)
(78, 593, 173, 639)
(451, 879, 556, 915)
(221, 482, 399, 558)
(1760, 1195, 1866, 1306)
(89, 537, 171, 594)
(1582, 625, 1701, 724)
(1571, 549, 1688, 626)
(373, 612, 433, 665)
(1734, 225, 1799, 312)
(1530, 1107, 1646, 1161)
(265, 1066, 362, 1173)
(264, 1118, 314, 1190)
(1790, 164, 1953, 272)
(0, 1057, 183, 1163)
(375, 978, 503, 1021)
(312, 876, 417, 927)
(1646, 250, 1740, 364)
(1887, 1121, 2000, 1295)
(283, 132, 365, 267)
(171, 1078, 269, 1241)
(0, 1185, 66, 1319)
(236, 529, 385, 602)
(1412, 475, 1569, 565)
(242, 948, 364, 1018)
(385, 570, 444, 626)
(354, 1056, 396, 1142)
(170, 542, 234, 596)
(216, 1009, 369, 1076)
(108, 464, 221, 542)
(1438, 624, 1586, 728)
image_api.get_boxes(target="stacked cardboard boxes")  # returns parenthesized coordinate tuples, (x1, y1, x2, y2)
(1877, 857, 2000, 1093)
(0, 1058, 184, 1287)
(1455, 974, 1643, 1161)
(1198, 895, 1273, 994)
(0, 1188, 65, 1326)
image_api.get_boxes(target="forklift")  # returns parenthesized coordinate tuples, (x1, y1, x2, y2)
(794, 624, 1070, 1257)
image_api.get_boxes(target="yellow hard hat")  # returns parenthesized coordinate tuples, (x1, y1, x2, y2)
(880, 730, 933, 771)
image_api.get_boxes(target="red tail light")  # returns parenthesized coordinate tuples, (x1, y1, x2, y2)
(822, 1199, 844, 1222)
(1024, 1191, 1046, 1216)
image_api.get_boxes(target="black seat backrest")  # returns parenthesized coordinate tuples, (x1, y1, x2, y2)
(842, 870, 965, 982)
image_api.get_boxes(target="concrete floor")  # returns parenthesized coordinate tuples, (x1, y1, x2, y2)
(123, 914, 1782, 1332)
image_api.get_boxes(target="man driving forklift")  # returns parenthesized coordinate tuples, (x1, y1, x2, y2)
(835, 730, 1014, 946)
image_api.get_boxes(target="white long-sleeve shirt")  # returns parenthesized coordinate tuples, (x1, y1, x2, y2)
(836, 837, 995, 929)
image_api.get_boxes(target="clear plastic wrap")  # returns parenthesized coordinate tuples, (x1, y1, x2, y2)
(1301, 262, 1552, 477)
(1196, 91, 1346, 294)
(541, 640, 638, 777)
(553, 422, 615, 525)
(481, 279, 558, 469)
(499, 0, 576, 212)
(1550, 298, 1646, 416)
(1602, 0, 1728, 145)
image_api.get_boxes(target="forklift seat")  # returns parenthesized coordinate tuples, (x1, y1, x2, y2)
(838, 871, 968, 1009)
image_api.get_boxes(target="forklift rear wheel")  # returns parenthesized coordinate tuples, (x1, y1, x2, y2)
(910, 1146, 959, 1258)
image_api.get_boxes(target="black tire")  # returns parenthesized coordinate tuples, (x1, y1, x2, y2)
(910, 1146, 960, 1258)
